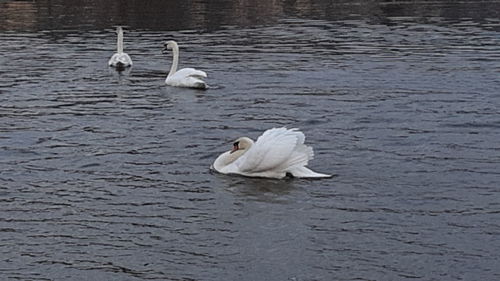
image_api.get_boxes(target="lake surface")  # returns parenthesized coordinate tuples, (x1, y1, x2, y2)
(1, 0, 499, 280)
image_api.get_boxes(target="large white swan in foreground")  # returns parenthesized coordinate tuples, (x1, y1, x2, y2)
(212, 128, 331, 179)
(108, 26, 133, 69)
(163, 40, 207, 89)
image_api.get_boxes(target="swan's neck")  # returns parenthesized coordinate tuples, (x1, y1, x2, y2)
(117, 27, 124, 53)
(215, 139, 253, 168)
(227, 148, 247, 164)
(168, 44, 179, 78)
(213, 149, 244, 172)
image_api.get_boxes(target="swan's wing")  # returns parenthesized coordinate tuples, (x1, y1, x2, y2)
(236, 128, 307, 173)
(108, 53, 119, 66)
(173, 68, 207, 79)
(167, 68, 207, 89)
(108, 53, 132, 67)
(121, 53, 133, 65)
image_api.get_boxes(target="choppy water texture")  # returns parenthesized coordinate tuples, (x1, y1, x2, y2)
(1, 1, 500, 280)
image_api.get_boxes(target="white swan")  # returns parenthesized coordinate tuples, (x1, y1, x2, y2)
(212, 127, 331, 179)
(163, 40, 207, 89)
(108, 26, 133, 69)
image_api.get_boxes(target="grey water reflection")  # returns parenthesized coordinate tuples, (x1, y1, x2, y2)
(2, 0, 500, 31)
(215, 173, 298, 201)
(1, 0, 500, 280)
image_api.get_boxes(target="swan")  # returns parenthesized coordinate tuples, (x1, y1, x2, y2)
(108, 26, 133, 69)
(212, 127, 332, 179)
(163, 40, 207, 89)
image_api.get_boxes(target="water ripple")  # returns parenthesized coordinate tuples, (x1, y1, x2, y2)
(1, 1, 500, 281)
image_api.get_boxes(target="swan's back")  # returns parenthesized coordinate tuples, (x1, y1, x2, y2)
(235, 128, 307, 172)
(166, 68, 207, 89)
(108, 53, 133, 68)
(175, 68, 207, 78)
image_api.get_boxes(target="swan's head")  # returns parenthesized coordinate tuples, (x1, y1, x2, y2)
(163, 40, 178, 53)
(230, 137, 253, 154)
(213, 136, 254, 171)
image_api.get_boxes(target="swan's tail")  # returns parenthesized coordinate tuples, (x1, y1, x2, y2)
(186, 77, 207, 89)
(287, 166, 332, 178)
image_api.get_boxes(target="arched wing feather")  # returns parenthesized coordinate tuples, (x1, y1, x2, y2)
(174, 68, 207, 79)
(167, 68, 207, 89)
(235, 128, 305, 173)
(108, 53, 133, 67)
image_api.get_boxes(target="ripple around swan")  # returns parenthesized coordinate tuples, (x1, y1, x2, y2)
(1, 1, 500, 280)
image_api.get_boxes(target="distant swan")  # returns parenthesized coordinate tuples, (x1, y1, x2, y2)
(212, 127, 332, 179)
(108, 26, 133, 69)
(163, 40, 207, 89)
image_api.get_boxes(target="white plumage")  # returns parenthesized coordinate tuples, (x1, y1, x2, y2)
(108, 26, 132, 69)
(212, 128, 331, 179)
(163, 40, 207, 89)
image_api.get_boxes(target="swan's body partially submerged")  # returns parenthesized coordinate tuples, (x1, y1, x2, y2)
(163, 40, 207, 89)
(212, 128, 331, 179)
(108, 26, 133, 69)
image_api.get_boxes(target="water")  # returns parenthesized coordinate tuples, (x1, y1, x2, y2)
(1, 1, 500, 280)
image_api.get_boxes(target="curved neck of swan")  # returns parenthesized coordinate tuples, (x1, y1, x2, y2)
(227, 148, 247, 164)
(214, 138, 254, 171)
(168, 44, 179, 79)
(117, 27, 124, 53)
(214, 149, 246, 171)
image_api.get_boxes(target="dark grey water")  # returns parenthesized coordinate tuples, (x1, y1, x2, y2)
(1, 0, 500, 280)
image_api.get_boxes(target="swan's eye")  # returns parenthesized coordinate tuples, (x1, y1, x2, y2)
(233, 141, 239, 147)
